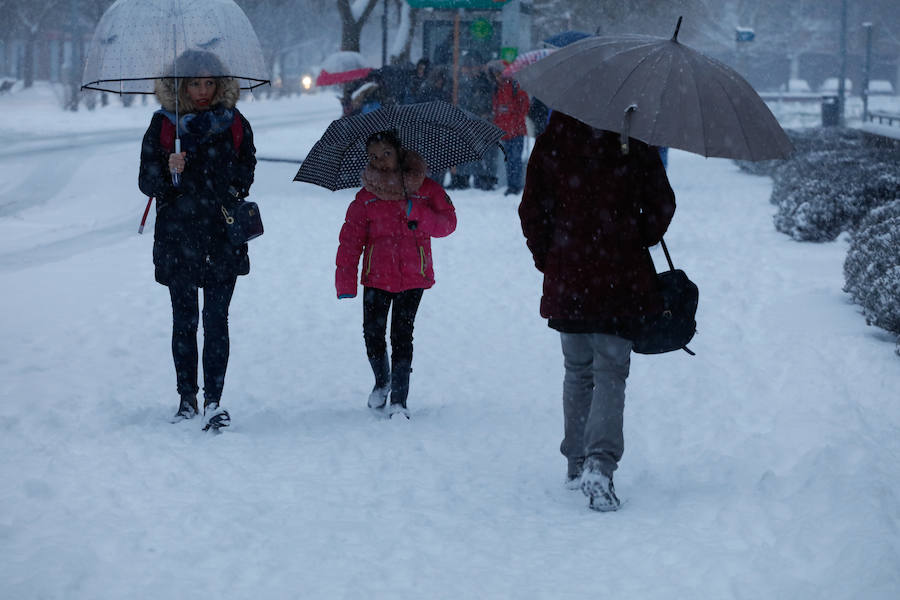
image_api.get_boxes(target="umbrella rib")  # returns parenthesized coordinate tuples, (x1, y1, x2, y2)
(631, 45, 673, 142)
(695, 53, 756, 159)
(598, 44, 667, 127)
(680, 49, 711, 157)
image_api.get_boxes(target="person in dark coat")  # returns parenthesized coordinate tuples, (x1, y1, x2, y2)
(413, 66, 452, 185)
(138, 50, 257, 431)
(518, 111, 675, 511)
(451, 53, 496, 190)
(406, 58, 430, 105)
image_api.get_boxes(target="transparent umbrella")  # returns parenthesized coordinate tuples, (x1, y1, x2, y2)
(82, 0, 268, 94)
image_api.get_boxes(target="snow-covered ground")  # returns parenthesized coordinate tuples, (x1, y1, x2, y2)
(1, 83, 899, 599)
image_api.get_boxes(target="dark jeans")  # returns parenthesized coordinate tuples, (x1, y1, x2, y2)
(362, 287, 424, 365)
(501, 136, 524, 191)
(168, 278, 237, 401)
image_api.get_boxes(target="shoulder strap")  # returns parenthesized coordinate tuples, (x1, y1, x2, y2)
(230, 112, 243, 156)
(159, 117, 175, 153)
(660, 238, 675, 271)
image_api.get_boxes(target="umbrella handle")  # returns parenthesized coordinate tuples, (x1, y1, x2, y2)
(171, 138, 181, 186)
(620, 104, 637, 154)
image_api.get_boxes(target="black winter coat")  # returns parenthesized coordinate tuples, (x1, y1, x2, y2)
(458, 73, 494, 119)
(139, 108, 256, 288)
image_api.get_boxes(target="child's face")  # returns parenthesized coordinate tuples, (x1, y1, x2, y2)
(367, 141, 399, 171)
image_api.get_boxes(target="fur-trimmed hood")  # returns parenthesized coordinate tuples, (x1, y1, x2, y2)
(154, 77, 240, 113)
(361, 150, 428, 201)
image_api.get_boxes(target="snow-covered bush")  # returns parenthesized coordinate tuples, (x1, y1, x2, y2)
(733, 127, 865, 177)
(733, 157, 782, 176)
(843, 200, 900, 336)
(769, 128, 900, 241)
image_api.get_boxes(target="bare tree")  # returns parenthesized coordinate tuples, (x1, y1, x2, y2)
(11, 0, 65, 87)
(337, 0, 379, 52)
(388, 0, 417, 64)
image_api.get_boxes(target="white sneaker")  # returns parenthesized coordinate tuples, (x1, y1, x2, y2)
(565, 458, 585, 490)
(581, 459, 620, 512)
(386, 403, 410, 420)
(202, 401, 231, 433)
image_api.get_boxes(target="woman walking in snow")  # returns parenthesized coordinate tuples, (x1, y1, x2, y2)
(138, 50, 257, 432)
(335, 130, 457, 419)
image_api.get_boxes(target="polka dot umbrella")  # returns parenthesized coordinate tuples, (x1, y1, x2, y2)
(294, 101, 506, 192)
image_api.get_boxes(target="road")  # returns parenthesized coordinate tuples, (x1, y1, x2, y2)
(0, 106, 333, 271)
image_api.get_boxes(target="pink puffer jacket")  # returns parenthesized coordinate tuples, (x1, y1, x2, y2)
(336, 177, 457, 297)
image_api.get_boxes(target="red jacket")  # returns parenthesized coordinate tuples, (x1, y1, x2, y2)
(336, 177, 457, 297)
(492, 79, 529, 140)
(519, 112, 676, 330)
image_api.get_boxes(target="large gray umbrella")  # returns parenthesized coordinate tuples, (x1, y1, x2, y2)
(82, 0, 269, 94)
(515, 18, 793, 161)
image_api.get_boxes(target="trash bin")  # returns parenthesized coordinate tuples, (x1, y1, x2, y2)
(821, 95, 840, 127)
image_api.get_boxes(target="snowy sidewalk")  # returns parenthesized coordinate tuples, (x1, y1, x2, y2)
(0, 100, 898, 597)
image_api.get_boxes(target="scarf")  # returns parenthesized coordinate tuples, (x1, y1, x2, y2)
(156, 105, 235, 153)
(360, 150, 427, 201)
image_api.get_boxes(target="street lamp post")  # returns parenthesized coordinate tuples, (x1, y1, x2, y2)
(382, 0, 388, 66)
(862, 22, 873, 123)
(69, 0, 81, 111)
(837, 0, 847, 125)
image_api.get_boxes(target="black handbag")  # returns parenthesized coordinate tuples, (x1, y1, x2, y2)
(632, 239, 698, 356)
(221, 200, 264, 246)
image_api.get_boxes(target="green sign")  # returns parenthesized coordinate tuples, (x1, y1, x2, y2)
(470, 18, 494, 40)
(500, 46, 518, 62)
(406, 0, 512, 9)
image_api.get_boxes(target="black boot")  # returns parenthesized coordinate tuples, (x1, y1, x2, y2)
(388, 360, 412, 419)
(368, 354, 390, 409)
(171, 393, 198, 423)
(202, 398, 231, 432)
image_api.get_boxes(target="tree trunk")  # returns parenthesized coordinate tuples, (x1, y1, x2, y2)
(337, 0, 378, 52)
(390, 5, 417, 64)
(23, 32, 35, 88)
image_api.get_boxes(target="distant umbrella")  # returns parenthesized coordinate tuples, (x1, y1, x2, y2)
(517, 17, 793, 161)
(316, 51, 374, 87)
(501, 48, 555, 78)
(294, 101, 505, 192)
(542, 30, 592, 48)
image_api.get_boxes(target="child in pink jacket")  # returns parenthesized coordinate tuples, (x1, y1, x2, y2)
(336, 130, 457, 419)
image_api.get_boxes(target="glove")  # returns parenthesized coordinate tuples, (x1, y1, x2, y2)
(338, 293, 356, 299)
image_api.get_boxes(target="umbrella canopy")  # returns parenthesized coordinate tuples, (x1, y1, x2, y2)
(294, 101, 505, 192)
(501, 48, 555, 78)
(516, 19, 793, 161)
(542, 30, 592, 48)
(316, 51, 373, 87)
(82, 0, 269, 94)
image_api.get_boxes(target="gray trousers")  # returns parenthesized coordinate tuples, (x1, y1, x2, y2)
(559, 332, 632, 476)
